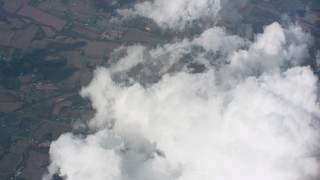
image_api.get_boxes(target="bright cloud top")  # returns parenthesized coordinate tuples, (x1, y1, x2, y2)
(118, 0, 248, 29)
(119, 0, 217, 29)
(43, 22, 320, 180)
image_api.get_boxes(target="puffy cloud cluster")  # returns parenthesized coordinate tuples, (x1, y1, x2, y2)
(44, 131, 122, 180)
(42, 0, 320, 179)
(43, 20, 320, 180)
(118, 0, 217, 29)
(108, 26, 247, 84)
(118, 0, 247, 29)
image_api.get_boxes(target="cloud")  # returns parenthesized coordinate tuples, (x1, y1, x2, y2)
(118, 0, 248, 30)
(42, 130, 122, 180)
(43, 20, 320, 180)
(118, 0, 218, 29)
(107, 26, 247, 85)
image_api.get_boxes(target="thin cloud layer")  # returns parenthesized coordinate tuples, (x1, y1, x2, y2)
(43, 21, 320, 180)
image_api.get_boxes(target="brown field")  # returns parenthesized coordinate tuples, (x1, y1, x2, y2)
(52, 100, 73, 116)
(60, 52, 86, 84)
(13, 137, 30, 148)
(0, 142, 26, 176)
(17, 5, 66, 31)
(34, 121, 72, 141)
(121, 30, 160, 45)
(35, 83, 58, 90)
(41, 26, 56, 37)
(37, 0, 101, 23)
(0, 18, 25, 31)
(37, 0, 67, 14)
(20, 74, 33, 85)
(68, 0, 108, 22)
(2, 0, 25, 13)
(0, 101, 23, 113)
(0, 93, 17, 102)
(53, 93, 77, 104)
(0, 86, 22, 97)
(73, 26, 99, 39)
(19, 151, 49, 180)
(30, 39, 50, 49)
(40, 92, 77, 110)
(0, 24, 38, 49)
(62, 51, 84, 68)
(0, 152, 21, 175)
(68, 0, 96, 14)
(83, 40, 121, 57)
(71, 68, 94, 87)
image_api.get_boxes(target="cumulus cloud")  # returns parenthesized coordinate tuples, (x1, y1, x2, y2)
(43, 20, 320, 180)
(108, 26, 247, 85)
(118, 0, 247, 29)
(118, 0, 218, 29)
(43, 131, 122, 180)
(42, 0, 320, 179)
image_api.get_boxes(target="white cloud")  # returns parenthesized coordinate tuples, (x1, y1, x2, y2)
(105, 26, 247, 85)
(43, 21, 320, 180)
(118, 0, 247, 30)
(43, 130, 122, 180)
(118, 0, 219, 29)
(223, 23, 310, 81)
